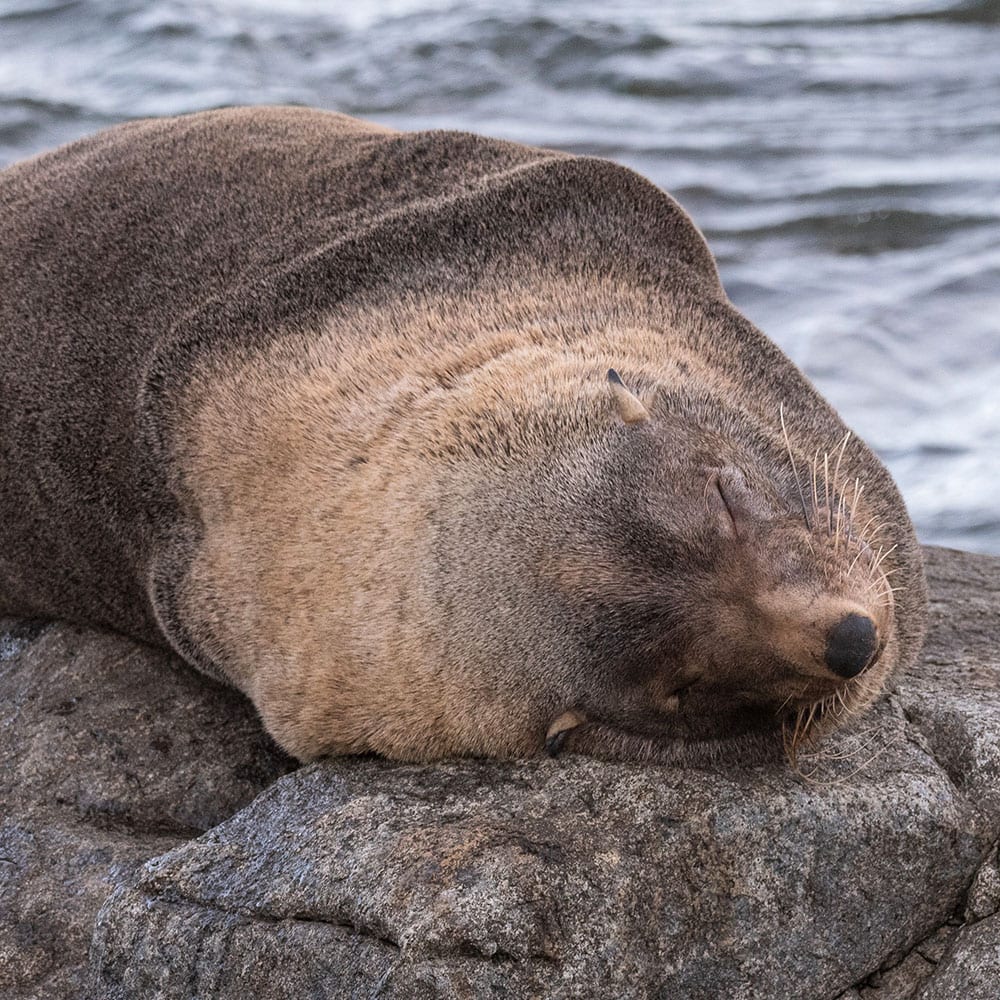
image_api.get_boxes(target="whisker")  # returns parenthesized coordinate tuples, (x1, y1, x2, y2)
(779, 403, 812, 530)
(832, 431, 851, 491)
(823, 452, 832, 534)
(831, 432, 851, 547)
(835, 490, 847, 552)
(822, 694, 841, 723)
(810, 448, 821, 526)
(858, 575, 891, 602)
(776, 693, 797, 715)
(849, 478, 864, 531)
(796, 730, 897, 784)
(786, 705, 812, 768)
(847, 547, 867, 577)
(792, 718, 899, 780)
(776, 680, 811, 718)
(870, 543, 899, 574)
(856, 514, 882, 545)
(805, 700, 819, 738)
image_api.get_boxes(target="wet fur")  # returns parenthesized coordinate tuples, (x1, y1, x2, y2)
(0, 107, 928, 764)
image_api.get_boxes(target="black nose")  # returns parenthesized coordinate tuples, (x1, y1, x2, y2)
(824, 613, 879, 679)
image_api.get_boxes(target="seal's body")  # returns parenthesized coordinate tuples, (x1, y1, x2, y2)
(0, 107, 927, 763)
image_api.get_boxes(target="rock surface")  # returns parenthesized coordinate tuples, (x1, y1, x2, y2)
(0, 620, 294, 1000)
(914, 912, 1000, 1000)
(2, 546, 999, 999)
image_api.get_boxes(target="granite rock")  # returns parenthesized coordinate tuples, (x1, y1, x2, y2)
(0, 620, 293, 1000)
(915, 913, 1000, 1000)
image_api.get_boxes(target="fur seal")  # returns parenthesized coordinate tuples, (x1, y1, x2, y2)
(0, 106, 927, 764)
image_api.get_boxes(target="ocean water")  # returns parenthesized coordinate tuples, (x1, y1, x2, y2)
(2, 0, 998, 553)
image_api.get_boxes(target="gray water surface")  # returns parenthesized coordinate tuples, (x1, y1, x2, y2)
(2, 0, 998, 552)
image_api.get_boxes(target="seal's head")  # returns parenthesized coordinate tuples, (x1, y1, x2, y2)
(467, 368, 900, 765)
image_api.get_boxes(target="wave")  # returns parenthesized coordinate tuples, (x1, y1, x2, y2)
(720, 0, 1000, 29)
(708, 209, 992, 255)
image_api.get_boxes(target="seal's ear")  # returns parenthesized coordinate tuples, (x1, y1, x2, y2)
(607, 368, 650, 424)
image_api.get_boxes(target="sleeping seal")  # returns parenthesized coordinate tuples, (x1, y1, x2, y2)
(0, 107, 927, 764)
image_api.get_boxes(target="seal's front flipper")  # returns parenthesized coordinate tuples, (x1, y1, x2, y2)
(545, 710, 587, 757)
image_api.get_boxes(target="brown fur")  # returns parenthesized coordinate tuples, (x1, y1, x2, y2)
(0, 107, 928, 764)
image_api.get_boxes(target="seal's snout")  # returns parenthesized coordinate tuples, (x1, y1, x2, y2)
(824, 613, 879, 678)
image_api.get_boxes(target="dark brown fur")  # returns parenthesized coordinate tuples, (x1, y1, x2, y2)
(0, 107, 927, 763)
